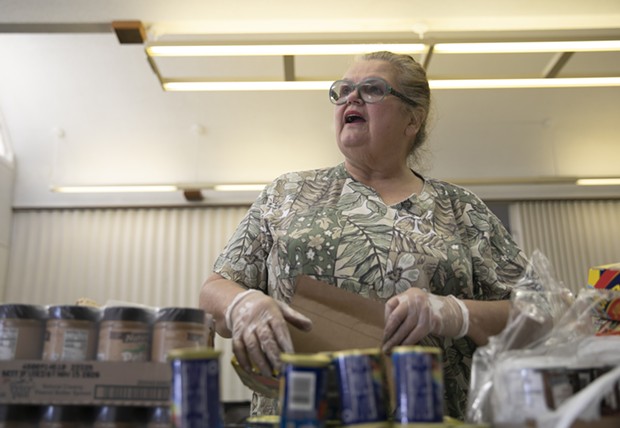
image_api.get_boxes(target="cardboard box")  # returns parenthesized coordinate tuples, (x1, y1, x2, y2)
(233, 276, 385, 397)
(587, 263, 620, 321)
(0, 360, 170, 406)
(288, 276, 384, 352)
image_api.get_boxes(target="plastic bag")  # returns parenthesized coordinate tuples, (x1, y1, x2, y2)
(467, 250, 620, 427)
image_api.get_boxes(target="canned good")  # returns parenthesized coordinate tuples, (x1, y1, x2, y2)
(391, 346, 443, 424)
(332, 348, 389, 427)
(168, 347, 223, 428)
(279, 353, 331, 428)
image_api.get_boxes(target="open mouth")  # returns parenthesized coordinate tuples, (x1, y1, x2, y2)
(345, 113, 365, 124)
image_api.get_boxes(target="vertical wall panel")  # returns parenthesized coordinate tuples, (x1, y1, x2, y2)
(510, 200, 620, 293)
(6, 205, 251, 401)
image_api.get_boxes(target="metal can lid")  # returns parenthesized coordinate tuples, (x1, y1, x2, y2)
(167, 346, 221, 361)
(281, 352, 331, 367)
(391, 345, 442, 355)
(332, 347, 382, 358)
(245, 415, 280, 427)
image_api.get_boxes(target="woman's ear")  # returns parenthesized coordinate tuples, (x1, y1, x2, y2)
(405, 109, 423, 137)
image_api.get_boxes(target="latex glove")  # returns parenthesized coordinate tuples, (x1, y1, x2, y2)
(225, 289, 312, 377)
(382, 287, 469, 352)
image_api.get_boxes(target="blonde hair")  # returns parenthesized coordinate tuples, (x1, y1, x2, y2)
(360, 51, 431, 162)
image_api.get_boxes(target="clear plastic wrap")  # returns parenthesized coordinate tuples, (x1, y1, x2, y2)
(467, 250, 620, 427)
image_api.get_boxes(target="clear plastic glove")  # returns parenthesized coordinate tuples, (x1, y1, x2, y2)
(382, 287, 469, 352)
(225, 289, 313, 377)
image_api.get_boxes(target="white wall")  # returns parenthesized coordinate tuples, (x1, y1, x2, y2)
(0, 156, 13, 297)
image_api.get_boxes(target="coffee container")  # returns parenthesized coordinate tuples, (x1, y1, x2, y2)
(146, 406, 171, 428)
(39, 405, 92, 428)
(151, 307, 207, 363)
(97, 306, 154, 362)
(93, 406, 148, 428)
(0, 304, 47, 360)
(43, 305, 101, 361)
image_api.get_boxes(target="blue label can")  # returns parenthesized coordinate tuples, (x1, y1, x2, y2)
(280, 353, 331, 428)
(391, 346, 443, 424)
(169, 347, 223, 428)
(332, 348, 389, 427)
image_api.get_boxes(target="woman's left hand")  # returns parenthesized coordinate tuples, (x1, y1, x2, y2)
(382, 287, 469, 351)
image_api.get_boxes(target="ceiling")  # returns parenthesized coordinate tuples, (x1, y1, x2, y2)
(1, 0, 620, 207)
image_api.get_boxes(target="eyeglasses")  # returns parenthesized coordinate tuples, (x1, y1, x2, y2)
(329, 77, 418, 107)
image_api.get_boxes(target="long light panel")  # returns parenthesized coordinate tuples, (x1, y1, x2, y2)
(51, 177, 620, 194)
(163, 77, 620, 91)
(147, 43, 426, 57)
(433, 40, 620, 53)
(51, 185, 178, 193)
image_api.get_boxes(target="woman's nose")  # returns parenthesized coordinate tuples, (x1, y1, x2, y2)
(346, 89, 363, 104)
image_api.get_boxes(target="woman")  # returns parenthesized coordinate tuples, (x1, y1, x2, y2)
(200, 51, 527, 420)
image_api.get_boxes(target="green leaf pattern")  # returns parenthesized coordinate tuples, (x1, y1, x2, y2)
(213, 163, 527, 419)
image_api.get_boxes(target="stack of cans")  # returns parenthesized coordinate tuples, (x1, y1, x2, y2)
(277, 346, 444, 428)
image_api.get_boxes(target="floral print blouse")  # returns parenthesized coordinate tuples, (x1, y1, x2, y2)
(214, 163, 527, 420)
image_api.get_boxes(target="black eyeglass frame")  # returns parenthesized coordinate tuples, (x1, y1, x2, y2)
(329, 77, 418, 108)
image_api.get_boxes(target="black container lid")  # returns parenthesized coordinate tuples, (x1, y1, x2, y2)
(101, 306, 154, 324)
(155, 307, 205, 324)
(0, 303, 47, 320)
(95, 405, 148, 422)
(148, 405, 170, 423)
(40, 405, 90, 422)
(48, 305, 102, 322)
(0, 404, 42, 422)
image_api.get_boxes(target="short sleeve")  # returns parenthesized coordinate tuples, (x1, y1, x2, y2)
(213, 189, 273, 292)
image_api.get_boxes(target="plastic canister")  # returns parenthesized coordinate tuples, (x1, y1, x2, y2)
(93, 406, 148, 428)
(150, 307, 207, 363)
(43, 305, 101, 361)
(39, 405, 92, 428)
(0, 404, 41, 428)
(97, 306, 154, 362)
(0, 304, 47, 360)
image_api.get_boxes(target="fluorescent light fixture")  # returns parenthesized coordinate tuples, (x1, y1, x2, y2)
(163, 77, 620, 92)
(429, 77, 620, 89)
(213, 184, 267, 192)
(433, 40, 620, 54)
(576, 178, 620, 186)
(147, 43, 426, 57)
(163, 80, 332, 91)
(51, 185, 178, 193)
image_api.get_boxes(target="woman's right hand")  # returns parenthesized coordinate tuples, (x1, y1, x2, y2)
(225, 290, 313, 377)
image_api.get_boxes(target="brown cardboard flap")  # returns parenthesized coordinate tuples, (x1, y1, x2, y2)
(288, 276, 385, 353)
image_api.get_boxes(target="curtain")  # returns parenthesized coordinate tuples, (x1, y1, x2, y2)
(6, 206, 252, 402)
(509, 199, 620, 294)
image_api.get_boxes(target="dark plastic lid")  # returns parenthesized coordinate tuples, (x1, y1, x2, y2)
(148, 406, 170, 423)
(0, 303, 47, 320)
(0, 404, 42, 422)
(48, 305, 102, 322)
(95, 406, 148, 422)
(155, 307, 205, 324)
(101, 306, 154, 324)
(40, 405, 89, 422)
